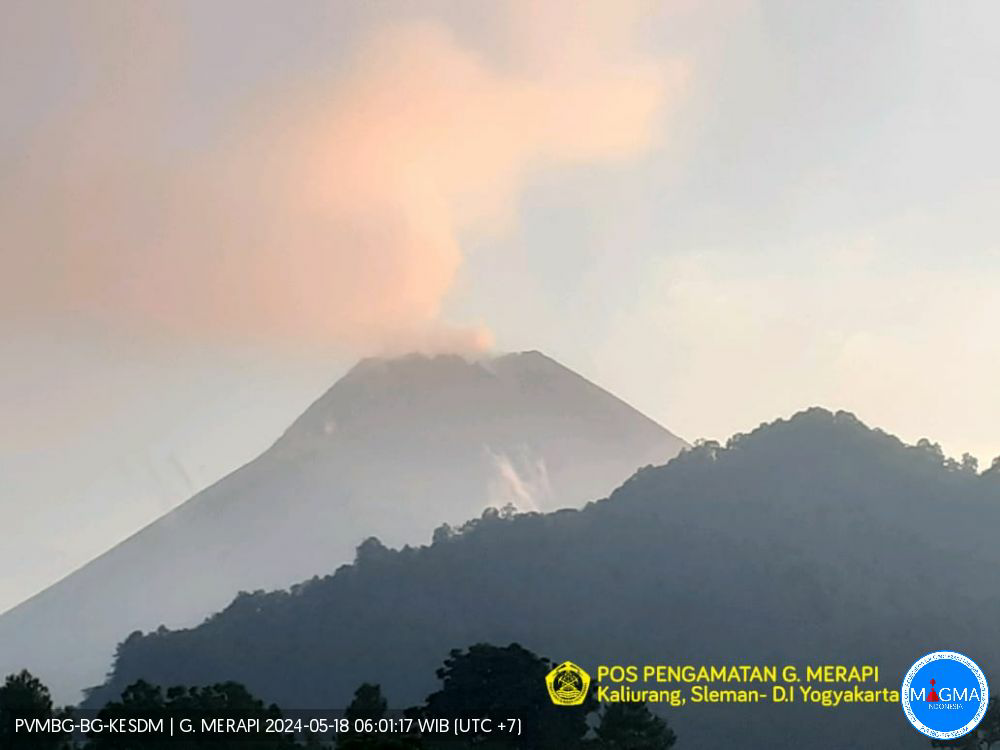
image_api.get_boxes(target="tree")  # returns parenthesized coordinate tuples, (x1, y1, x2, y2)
(345, 684, 388, 726)
(342, 646, 676, 749)
(420, 643, 596, 748)
(592, 703, 676, 750)
(85, 680, 297, 749)
(0, 671, 71, 750)
(338, 683, 416, 750)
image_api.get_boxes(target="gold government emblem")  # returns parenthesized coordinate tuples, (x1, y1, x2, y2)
(545, 661, 591, 706)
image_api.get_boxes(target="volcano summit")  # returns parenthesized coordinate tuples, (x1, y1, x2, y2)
(0, 351, 686, 703)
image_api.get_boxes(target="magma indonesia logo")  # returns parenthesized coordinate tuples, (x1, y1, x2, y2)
(546, 661, 591, 706)
(901, 651, 989, 740)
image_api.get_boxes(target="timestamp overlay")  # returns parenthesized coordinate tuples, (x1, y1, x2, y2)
(7, 710, 525, 743)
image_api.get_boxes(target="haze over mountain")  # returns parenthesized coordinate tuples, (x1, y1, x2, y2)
(0, 351, 685, 704)
(91, 409, 1000, 749)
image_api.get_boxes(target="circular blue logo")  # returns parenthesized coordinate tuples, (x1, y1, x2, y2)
(901, 651, 989, 740)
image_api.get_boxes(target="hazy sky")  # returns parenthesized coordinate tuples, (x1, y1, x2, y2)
(2, 0, 999, 612)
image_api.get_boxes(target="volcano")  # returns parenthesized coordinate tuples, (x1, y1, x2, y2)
(0, 351, 686, 703)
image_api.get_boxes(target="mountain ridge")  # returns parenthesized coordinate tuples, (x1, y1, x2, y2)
(88, 408, 1000, 749)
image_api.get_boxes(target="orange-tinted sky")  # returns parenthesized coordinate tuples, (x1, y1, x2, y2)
(1, 1, 685, 352)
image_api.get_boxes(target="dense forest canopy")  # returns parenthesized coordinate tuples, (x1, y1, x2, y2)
(83, 409, 1000, 749)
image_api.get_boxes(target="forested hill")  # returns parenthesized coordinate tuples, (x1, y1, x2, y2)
(90, 409, 1000, 749)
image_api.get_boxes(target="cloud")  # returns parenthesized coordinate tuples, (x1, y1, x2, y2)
(1, 1, 687, 356)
